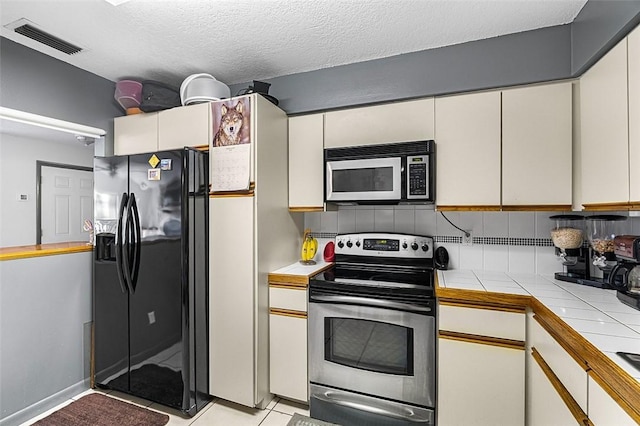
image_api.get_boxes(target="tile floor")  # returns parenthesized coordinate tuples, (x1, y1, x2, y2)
(20, 388, 310, 426)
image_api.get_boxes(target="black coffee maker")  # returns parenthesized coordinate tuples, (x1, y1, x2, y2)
(609, 235, 640, 310)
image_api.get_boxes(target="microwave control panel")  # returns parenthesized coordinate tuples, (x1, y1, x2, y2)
(407, 155, 429, 199)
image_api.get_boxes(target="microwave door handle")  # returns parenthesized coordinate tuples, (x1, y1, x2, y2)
(310, 294, 431, 313)
(311, 390, 432, 424)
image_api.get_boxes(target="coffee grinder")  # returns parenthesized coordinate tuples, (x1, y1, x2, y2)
(550, 214, 592, 284)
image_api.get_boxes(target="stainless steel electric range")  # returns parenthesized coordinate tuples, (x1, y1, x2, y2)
(308, 232, 436, 426)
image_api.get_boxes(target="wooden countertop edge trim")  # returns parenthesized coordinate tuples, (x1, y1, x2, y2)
(438, 298, 527, 314)
(436, 288, 531, 310)
(269, 282, 308, 289)
(0, 243, 93, 261)
(589, 370, 640, 424)
(532, 313, 589, 370)
(439, 330, 525, 351)
(269, 308, 307, 319)
(531, 348, 592, 425)
(268, 263, 333, 285)
(440, 286, 640, 418)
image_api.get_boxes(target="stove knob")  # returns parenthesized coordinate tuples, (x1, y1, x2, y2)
(346, 240, 353, 248)
(411, 242, 419, 251)
(402, 242, 408, 249)
(337, 241, 344, 249)
(422, 244, 429, 252)
(356, 240, 361, 247)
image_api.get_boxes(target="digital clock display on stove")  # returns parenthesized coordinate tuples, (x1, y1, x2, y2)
(363, 239, 399, 251)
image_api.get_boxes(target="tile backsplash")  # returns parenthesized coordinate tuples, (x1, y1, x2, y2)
(304, 207, 640, 274)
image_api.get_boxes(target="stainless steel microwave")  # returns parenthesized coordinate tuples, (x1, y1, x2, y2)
(325, 140, 435, 204)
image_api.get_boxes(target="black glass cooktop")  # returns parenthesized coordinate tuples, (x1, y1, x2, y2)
(617, 352, 640, 373)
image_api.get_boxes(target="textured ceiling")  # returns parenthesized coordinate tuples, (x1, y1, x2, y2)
(0, 0, 587, 88)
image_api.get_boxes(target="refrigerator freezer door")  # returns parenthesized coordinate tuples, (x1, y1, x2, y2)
(94, 155, 130, 389)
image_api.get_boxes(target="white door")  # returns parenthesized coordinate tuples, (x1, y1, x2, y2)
(41, 166, 94, 244)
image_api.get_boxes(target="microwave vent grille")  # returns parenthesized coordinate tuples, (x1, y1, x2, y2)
(325, 140, 433, 160)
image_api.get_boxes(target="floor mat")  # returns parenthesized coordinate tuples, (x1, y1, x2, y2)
(287, 412, 341, 426)
(32, 393, 169, 426)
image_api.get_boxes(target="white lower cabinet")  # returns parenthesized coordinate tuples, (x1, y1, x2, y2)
(588, 374, 638, 426)
(528, 316, 588, 412)
(438, 338, 525, 426)
(269, 313, 308, 402)
(438, 303, 526, 426)
(268, 285, 309, 403)
(527, 351, 582, 426)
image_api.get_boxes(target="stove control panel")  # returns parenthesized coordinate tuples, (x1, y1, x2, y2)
(335, 233, 433, 259)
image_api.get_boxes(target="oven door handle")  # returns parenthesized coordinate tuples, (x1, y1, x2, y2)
(310, 294, 431, 313)
(312, 390, 432, 424)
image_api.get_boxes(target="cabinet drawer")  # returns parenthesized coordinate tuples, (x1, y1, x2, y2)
(529, 316, 588, 412)
(269, 286, 307, 312)
(439, 304, 525, 341)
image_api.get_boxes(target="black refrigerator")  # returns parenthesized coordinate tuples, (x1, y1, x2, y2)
(93, 148, 210, 416)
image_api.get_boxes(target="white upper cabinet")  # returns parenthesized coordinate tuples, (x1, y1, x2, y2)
(158, 103, 210, 151)
(113, 112, 158, 155)
(288, 114, 325, 210)
(324, 98, 434, 148)
(629, 25, 640, 204)
(580, 38, 630, 205)
(114, 103, 211, 155)
(502, 82, 572, 207)
(435, 91, 501, 208)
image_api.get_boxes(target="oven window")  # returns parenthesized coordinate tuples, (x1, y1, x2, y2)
(332, 167, 394, 192)
(324, 317, 414, 375)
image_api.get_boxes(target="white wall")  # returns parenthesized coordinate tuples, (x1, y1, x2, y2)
(0, 133, 94, 247)
(305, 207, 640, 274)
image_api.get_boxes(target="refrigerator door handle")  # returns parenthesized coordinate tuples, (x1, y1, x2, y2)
(115, 192, 130, 294)
(129, 193, 141, 293)
(122, 193, 135, 294)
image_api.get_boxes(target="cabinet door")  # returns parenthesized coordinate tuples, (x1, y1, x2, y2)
(502, 83, 572, 207)
(288, 114, 324, 209)
(629, 25, 640, 203)
(324, 98, 434, 148)
(527, 351, 584, 426)
(269, 313, 308, 402)
(113, 113, 158, 155)
(158, 103, 210, 150)
(588, 375, 638, 426)
(438, 338, 525, 426)
(529, 318, 588, 412)
(580, 38, 629, 205)
(209, 196, 256, 407)
(435, 91, 501, 207)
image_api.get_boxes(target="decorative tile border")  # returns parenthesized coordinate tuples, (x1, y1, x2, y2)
(310, 232, 556, 247)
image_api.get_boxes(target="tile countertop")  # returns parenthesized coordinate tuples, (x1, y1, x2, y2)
(437, 269, 640, 383)
(268, 261, 333, 286)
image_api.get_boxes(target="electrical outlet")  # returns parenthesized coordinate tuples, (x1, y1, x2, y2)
(147, 311, 156, 325)
(462, 231, 473, 245)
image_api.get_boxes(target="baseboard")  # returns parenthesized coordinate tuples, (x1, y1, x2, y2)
(0, 380, 89, 426)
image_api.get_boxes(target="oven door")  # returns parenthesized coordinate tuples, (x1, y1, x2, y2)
(308, 294, 435, 408)
(325, 157, 402, 202)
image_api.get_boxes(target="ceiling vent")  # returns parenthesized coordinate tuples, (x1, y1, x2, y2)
(6, 19, 83, 55)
